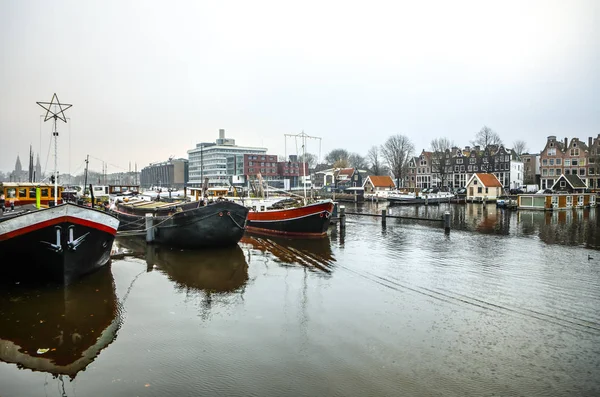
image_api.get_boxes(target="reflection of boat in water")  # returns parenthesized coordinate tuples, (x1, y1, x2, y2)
(114, 237, 249, 292)
(240, 233, 335, 274)
(0, 265, 120, 378)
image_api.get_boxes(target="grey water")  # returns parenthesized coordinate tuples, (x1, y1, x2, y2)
(1, 203, 599, 397)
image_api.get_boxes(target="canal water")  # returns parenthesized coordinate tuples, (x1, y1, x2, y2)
(1, 203, 599, 397)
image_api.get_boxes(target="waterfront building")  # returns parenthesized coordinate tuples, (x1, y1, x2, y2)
(539, 135, 600, 190)
(408, 145, 522, 191)
(521, 153, 540, 186)
(362, 175, 396, 195)
(187, 129, 267, 188)
(140, 158, 188, 189)
(465, 173, 503, 202)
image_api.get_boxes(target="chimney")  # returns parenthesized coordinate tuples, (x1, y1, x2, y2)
(564, 137, 568, 147)
(219, 129, 225, 139)
(589, 137, 593, 148)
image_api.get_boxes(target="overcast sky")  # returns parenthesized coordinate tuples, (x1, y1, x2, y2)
(1, 0, 598, 175)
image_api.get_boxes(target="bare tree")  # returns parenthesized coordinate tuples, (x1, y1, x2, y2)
(512, 140, 528, 156)
(333, 158, 350, 169)
(430, 137, 454, 189)
(325, 149, 349, 165)
(471, 125, 503, 148)
(298, 153, 317, 169)
(367, 145, 386, 175)
(381, 134, 415, 187)
(349, 153, 368, 170)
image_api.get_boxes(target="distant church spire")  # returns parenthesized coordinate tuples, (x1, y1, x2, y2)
(14, 155, 22, 173)
(35, 154, 42, 182)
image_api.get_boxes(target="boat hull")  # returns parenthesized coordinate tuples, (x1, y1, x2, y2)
(245, 200, 334, 237)
(0, 203, 119, 285)
(112, 200, 249, 249)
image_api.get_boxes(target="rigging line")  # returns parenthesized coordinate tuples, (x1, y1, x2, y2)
(88, 155, 128, 171)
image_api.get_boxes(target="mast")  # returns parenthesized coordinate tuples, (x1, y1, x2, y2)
(284, 130, 321, 206)
(36, 94, 72, 206)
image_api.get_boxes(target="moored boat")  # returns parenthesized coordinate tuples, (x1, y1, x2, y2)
(110, 199, 249, 248)
(245, 199, 334, 238)
(0, 202, 119, 285)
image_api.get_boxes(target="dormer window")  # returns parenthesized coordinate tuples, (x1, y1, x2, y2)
(550, 142, 554, 147)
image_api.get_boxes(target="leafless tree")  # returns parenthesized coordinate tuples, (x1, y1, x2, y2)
(349, 153, 368, 170)
(430, 138, 454, 188)
(512, 140, 528, 156)
(298, 153, 317, 169)
(367, 145, 387, 175)
(471, 125, 503, 148)
(325, 149, 349, 165)
(333, 158, 350, 169)
(381, 134, 415, 187)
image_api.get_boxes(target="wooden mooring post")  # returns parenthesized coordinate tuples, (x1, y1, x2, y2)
(381, 209, 386, 226)
(339, 205, 346, 230)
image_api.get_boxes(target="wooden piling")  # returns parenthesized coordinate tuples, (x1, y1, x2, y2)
(444, 211, 451, 233)
(145, 213, 155, 243)
(340, 205, 346, 230)
(381, 209, 387, 225)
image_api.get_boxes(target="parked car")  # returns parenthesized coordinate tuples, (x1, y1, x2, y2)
(509, 188, 524, 195)
(455, 187, 467, 195)
(535, 189, 553, 194)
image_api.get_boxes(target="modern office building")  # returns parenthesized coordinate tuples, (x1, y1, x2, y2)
(187, 129, 267, 187)
(140, 158, 188, 189)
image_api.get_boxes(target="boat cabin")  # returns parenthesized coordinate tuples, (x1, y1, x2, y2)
(109, 184, 140, 196)
(0, 182, 63, 207)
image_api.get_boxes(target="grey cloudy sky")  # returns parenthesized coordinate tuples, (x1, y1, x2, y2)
(1, 0, 598, 175)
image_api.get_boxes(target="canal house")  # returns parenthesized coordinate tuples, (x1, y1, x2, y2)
(362, 175, 395, 196)
(518, 174, 597, 210)
(465, 173, 503, 202)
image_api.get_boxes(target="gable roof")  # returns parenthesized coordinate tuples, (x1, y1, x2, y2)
(467, 173, 503, 188)
(337, 168, 354, 176)
(365, 175, 395, 188)
(551, 174, 587, 189)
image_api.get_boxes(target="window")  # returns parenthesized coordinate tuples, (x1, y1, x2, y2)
(477, 187, 482, 193)
(580, 168, 586, 176)
(570, 148, 579, 156)
(556, 168, 562, 175)
(18, 188, 27, 198)
(556, 159, 562, 165)
(549, 169, 555, 176)
(29, 188, 36, 198)
(548, 148, 556, 155)
(572, 159, 578, 166)
(549, 159, 554, 165)
(565, 169, 570, 175)
(470, 158, 476, 164)
(40, 188, 49, 197)
(542, 169, 548, 176)
(485, 187, 489, 193)
(474, 179, 477, 185)
(542, 159, 548, 165)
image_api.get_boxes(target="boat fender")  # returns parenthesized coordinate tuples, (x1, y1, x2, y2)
(219, 212, 223, 217)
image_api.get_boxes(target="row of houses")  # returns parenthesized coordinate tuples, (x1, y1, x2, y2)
(85, 130, 600, 193)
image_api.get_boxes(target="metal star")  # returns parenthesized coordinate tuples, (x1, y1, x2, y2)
(36, 93, 72, 123)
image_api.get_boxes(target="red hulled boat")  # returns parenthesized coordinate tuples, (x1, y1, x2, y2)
(245, 199, 334, 238)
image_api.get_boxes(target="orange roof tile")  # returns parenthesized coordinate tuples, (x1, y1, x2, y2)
(338, 168, 354, 176)
(368, 175, 395, 187)
(476, 173, 503, 187)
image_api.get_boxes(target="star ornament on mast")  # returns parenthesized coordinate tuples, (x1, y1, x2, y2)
(36, 93, 72, 205)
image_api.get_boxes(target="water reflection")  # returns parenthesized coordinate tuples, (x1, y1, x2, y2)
(361, 202, 600, 250)
(115, 237, 249, 293)
(0, 266, 120, 378)
(518, 209, 599, 249)
(240, 233, 336, 274)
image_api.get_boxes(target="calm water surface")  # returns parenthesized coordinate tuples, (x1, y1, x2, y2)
(1, 203, 599, 397)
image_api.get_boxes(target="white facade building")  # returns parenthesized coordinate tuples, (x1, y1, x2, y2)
(187, 129, 267, 187)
